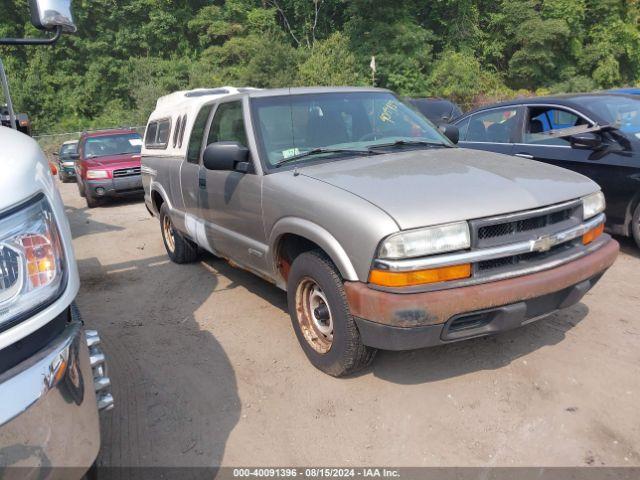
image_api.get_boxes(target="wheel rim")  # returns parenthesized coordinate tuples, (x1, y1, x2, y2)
(295, 277, 333, 354)
(162, 215, 176, 253)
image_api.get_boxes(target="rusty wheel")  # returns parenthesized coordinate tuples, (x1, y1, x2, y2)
(287, 250, 377, 376)
(295, 277, 334, 354)
(159, 203, 198, 264)
(162, 213, 176, 254)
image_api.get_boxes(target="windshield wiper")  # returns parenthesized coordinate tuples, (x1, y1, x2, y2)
(274, 148, 379, 168)
(367, 139, 452, 151)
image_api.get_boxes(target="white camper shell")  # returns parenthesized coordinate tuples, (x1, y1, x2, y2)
(142, 87, 259, 158)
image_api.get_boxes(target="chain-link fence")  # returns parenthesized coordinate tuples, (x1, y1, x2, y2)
(34, 126, 146, 159)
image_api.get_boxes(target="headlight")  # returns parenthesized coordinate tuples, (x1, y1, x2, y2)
(378, 221, 471, 259)
(86, 169, 109, 179)
(0, 195, 66, 328)
(582, 192, 605, 220)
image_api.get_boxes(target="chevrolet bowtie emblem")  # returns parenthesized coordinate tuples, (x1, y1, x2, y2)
(533, 235, 556, 252)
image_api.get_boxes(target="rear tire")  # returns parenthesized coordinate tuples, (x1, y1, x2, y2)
(287, 250, 376, 377)
(632, 203, 640, 249)
(160, 203, 199, 263)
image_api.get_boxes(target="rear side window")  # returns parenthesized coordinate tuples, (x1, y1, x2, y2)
(145, 123, 158, 146)
(145, 118, 171, 149)
(187, 107, 213, 164)
(465, 108, 518, 143)
(455, 117, 471, 141)
(178, 114, 187, 148)
(172, 116, 182, 148)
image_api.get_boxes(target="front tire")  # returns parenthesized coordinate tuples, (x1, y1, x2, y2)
(287, 250, 376, 377)
(632, 203, 640, 249)
(86, 193, 99, 209)
(160, 203, 199, 263)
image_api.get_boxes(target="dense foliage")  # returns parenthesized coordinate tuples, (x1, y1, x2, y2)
(1, 0, 639, 134)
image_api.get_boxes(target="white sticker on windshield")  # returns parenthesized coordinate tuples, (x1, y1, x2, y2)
(129, 138, 143, 146)
(282, 148, 300, 159)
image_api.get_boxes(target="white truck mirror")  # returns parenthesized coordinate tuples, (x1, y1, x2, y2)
(29, 0, 77, 33)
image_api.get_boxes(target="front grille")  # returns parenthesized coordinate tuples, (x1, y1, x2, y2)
(478, 211, 570, 240)
(0, 245, 21, 302)
(476, 240, 578, 275)
(113, 167, 141, 178)
(471, 201, 582, 249)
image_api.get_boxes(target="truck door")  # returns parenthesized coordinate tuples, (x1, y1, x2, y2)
(198, 99, 268, 275)
(181, 105, 213, 218)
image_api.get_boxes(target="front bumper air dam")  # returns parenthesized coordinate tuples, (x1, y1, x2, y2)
(0, 310, 112, 472)
(86, 176, 143, 198)
(346, 238, 619, 351)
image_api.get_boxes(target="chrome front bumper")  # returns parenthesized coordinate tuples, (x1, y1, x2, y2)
(0, 310, 112, 471)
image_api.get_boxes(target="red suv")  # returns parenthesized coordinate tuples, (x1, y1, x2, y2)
(76, 128, 143, 208)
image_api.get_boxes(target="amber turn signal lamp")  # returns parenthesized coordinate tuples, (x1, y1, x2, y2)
(582, 223, 604, 245)
(369, 264, 472, 287)
(49, 162, 58, 176)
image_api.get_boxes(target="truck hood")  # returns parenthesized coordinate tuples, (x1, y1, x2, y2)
(298, 148, 598, 230)
(85, 153, 141, 171)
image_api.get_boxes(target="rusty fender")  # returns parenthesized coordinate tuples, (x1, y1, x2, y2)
(344, 238, 619, 328)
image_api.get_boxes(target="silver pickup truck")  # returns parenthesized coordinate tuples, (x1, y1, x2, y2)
(142, 87, 619, 376)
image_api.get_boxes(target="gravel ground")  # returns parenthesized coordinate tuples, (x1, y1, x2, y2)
(57, 179, 640, 470)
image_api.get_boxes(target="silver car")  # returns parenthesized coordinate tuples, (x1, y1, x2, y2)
(142, 87, 619, 376)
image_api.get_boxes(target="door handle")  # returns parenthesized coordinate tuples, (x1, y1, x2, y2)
(515, 153, 534, 159)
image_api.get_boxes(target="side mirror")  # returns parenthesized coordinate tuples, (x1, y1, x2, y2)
(438, 124, 459, 144)
(53, 151, 59, 156)
(203, 141, 250, 172)
(29, 0, 77, 33)
(570, 132, 603, 151)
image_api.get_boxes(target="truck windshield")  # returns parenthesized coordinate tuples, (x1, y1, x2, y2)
(84, 133, 142, 159)
(578, 95, 640, 137)
(251, 91, 451, 167)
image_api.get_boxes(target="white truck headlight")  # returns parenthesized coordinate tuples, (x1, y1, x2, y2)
(86, 169, 109, 179)
(378, 221, 471, 259)
(0, 195, 66, 328)
(582, 192, 605, 220)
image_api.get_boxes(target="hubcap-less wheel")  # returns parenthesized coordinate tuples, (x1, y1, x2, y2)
(295, 277, 333, 354)
(162, 214, 176, 253)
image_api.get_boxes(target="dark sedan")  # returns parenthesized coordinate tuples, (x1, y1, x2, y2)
(406, 97, 463, 124)
(453, 94, 640, 247)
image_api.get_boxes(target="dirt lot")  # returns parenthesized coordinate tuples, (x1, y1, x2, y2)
(57, 180, 640, 469)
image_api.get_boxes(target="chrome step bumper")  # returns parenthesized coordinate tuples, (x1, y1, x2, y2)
(85, 329, 114, 412)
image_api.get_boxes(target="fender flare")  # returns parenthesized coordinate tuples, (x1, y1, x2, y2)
(149, 182, 172, 214)
(268, 217, 359, 283)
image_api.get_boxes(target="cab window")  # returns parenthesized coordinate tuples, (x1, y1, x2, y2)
(207, 101, 248, 146)
(524, 106, 591, 145)
(465, 108, 518, 143)
(187, 106, 213, 164)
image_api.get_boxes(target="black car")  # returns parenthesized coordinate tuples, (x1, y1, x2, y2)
(407, 97, 463, 124)
(453, 94, 640, 247)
